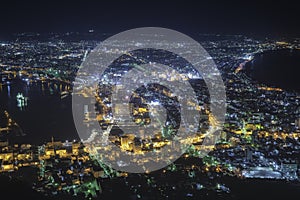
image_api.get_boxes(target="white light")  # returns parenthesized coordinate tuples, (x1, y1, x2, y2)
(149, 100, 160, 106)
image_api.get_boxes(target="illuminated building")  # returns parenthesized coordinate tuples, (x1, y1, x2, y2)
(1, 161, 14, 172)
(0, 152, 13, 161)
(16, 92, 28, 110)
(72, 142, 84, 155)
(120, 135, 134, 151)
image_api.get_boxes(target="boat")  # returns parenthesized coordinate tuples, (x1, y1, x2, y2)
(60, 91, 70, 99)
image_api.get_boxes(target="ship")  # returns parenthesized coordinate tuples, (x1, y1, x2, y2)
(60, 90, 70, 99)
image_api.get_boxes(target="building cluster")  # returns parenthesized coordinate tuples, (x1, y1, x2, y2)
(36, 138, 106, 198)
(0, 33, 300, 199)
(0, 138, 108, 199)
(0, 140, 38, 172)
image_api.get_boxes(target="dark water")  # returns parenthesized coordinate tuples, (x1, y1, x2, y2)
(224, 177, 300, 200)
(244, 49, 300, 92)
(0, 79, 79, 144)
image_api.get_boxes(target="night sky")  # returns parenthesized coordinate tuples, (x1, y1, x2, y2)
(0, 0, 299, 37)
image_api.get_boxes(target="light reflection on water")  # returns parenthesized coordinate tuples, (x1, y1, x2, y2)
(0, 79, 79, 144)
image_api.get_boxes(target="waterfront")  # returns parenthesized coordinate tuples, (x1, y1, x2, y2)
(0, 32, 300, 199)
(244, 49, 300, 92)
(0, 79, 78, 144)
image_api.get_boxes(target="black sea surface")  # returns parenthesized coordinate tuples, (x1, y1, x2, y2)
(224, 177, 300, 200)
(0, 79, 79, 144)
(244, 49, 300, 92)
